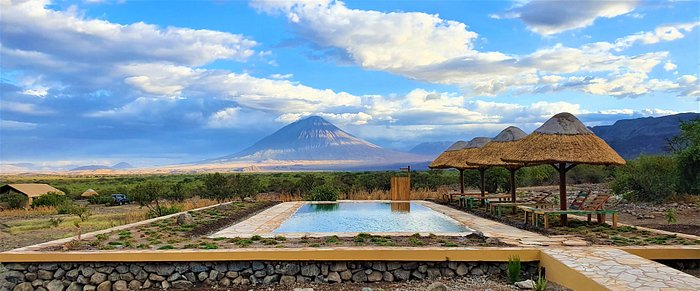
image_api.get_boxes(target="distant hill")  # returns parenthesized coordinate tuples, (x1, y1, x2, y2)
(205, 116, 429, 164)
(408, 141, 453, 158)
(111, 162, 134, 170)
(70, 162, 134, 171)
(591, 112, 700, 159)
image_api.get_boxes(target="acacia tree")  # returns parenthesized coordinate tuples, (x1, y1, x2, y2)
(130, 180, 171, 216)
(229, 174, 261, 201)
(202, 173, 231, 202)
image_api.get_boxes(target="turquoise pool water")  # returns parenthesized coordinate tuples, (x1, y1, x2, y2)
(273, 202, 471, 233)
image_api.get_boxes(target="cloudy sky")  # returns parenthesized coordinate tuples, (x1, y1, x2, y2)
(1, 0, 699, 167)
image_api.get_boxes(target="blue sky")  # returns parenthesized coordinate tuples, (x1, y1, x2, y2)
(1, 0, 699, 169)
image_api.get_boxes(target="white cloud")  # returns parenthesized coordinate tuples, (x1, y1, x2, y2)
(254, 0, 695, 98)
(207, 107, 241, 128)
(614, 22, 700, 50)
(0, 119, 38, 130)
(493, 0, 638, 35)
(664, 61, 677, 72)
(1, 101, 55, 115)
(268, 73, 294, 80)
(250, 0, 478, 69)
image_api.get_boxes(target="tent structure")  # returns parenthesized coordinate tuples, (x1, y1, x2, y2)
(453, 137, 492, 202)
(465, 126, 527, 203)
(429, 141, 477, 194)
(81, 189, 98, 198)
(501, 112, 625, 224)
(0, 183, 64, 206)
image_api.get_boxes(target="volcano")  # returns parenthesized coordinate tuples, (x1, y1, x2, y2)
(207, 116, 427, 163)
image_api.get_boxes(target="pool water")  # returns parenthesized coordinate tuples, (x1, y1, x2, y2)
(273, 202, 471, 233)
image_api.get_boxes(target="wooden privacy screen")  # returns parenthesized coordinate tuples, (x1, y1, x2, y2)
(390, 176, 411, 200)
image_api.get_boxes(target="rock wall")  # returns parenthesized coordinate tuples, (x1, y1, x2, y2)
(1, 261, 539, 291)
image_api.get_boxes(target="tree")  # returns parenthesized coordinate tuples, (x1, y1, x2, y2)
(229, 174, 261, 201)
(130, 180, 171, 217)
(672, 118, 700, 194)
(202, 173, 231, 202)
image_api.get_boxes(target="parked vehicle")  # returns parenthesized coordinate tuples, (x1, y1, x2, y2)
(111, 194, 130, 205)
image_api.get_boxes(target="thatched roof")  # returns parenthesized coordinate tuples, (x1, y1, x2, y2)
(81, 189, 98, 197)
(501, 113, 626, 166)
(449, 137, 492, 168)
(0, 184, 64, 198)
(429, 141, 478, 170)
(466, 126, 527, 168)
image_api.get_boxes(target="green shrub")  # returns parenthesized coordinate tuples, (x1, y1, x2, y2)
(32, 193, 69, 208)
(533, 269, 548, 291)
(507, 255, 521, 284)
(307, 184, 340, 201)
(0, 192, 28, 209)
(88, 195, 113, 205)
(671, 118, 700, 195)
(611, 155, 678, 202)
(145, 205, 182, 219)
(666, 209, 678, 224)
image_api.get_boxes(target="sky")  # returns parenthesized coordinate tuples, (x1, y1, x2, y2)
(1, 0, 699, 169)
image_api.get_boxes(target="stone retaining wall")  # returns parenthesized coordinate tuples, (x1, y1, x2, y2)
(1, 260, 538, 291)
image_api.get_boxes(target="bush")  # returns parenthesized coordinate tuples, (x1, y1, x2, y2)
(507, 255, 521, 284)
(31, 193, 69, 208)
(307, 184, 340, 201)
(0, 192, 29, 209)
(611, 155, 678, 202)
(88, 195, 113, 205)
(146, 205, 183, 219)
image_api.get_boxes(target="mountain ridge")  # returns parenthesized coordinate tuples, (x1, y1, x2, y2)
(206, 116, 429, 164)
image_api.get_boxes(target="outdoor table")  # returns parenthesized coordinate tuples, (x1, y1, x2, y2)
(472, 194, 512, 208)
(489, 201, 551, 216)
(518, 206, 619, 228)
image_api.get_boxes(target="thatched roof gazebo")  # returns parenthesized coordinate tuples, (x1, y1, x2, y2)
(81, 189, 98, 198)
(465, 126, 527, 203)
(501, 112, 625, 224)
(453, 137, 492, 202)
(429, 141, 477, 194)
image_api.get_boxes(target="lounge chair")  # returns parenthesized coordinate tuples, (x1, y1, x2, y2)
(489, 191, 553, 216)
(519, 191, 618, 228)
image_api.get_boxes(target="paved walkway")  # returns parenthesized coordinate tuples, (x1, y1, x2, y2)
(417, 201, 589, 247)
(212, 201, 302, 238)
(543, 247, 700, 290)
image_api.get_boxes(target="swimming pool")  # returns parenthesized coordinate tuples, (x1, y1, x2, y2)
(273, 202, 472, 233)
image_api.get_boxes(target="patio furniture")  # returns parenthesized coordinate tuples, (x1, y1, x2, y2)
(519, 192, 618, 228)
(473, 193, 513, 209)
(519, 191, 590, 226)
(489, 191, 553, 216)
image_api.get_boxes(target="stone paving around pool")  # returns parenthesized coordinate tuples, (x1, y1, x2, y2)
(543, 247, 700, 290)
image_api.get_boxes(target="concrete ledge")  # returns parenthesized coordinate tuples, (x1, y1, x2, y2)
(539, 250, 607, 291)
(0, 247, 540, 263)
(620, 245, 700, 260)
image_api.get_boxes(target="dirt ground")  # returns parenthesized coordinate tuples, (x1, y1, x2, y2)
(0, 203, 144, 252)
(518, 184, 700, 236)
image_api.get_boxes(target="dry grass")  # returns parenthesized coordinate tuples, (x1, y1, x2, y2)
(0, 206, 57, 218)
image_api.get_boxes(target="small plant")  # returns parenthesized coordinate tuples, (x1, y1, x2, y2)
(274, 235, 287, 241)
(308, 243, 321, 247)
(408, 237, 424, 246)
(199, 242, 219, 249)
(48, 217, 63, 227)
(235, 239, 253, 247)
(261, 238, 278, 245)
(95, 233, 109, 241)
(666, 208, 678, 224)
(533, 269, 548, 291)
(507, 255, 521, 284)
(325, 236, 339, 244)
(250, 235, 262, 241)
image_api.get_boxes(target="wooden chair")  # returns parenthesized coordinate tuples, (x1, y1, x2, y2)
(519, 190, 591, 228)
(519, 191, 619, 228)
(489, 191, 553, 216)
(582, 193, 617, 226)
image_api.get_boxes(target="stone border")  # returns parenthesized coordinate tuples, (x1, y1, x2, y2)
(211, 200, 474, 238)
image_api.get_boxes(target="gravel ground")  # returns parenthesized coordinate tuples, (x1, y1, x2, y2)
(168, 276, 570, 291)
